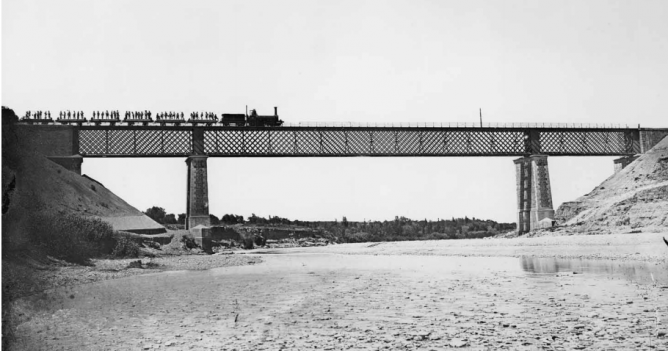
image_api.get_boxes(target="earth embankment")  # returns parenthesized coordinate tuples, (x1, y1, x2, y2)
(551, 136, 668, 235)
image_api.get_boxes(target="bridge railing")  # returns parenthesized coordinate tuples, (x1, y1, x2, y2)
(281, 122, 633, 129)
(20, 118, 633, 129)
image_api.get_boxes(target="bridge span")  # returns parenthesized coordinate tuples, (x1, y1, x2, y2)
(16, 121, 668, 244)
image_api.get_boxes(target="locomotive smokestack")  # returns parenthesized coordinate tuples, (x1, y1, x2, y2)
(274, 106, 278, 116)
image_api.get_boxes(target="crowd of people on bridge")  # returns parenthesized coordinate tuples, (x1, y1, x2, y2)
(90, 110, 121, 120)
(123, 111, 152, 121)
(25, 111, 52, 119)
(156, 111, 184, 120)
(190, 111, 218, 120)
(57, 111, 85, 120)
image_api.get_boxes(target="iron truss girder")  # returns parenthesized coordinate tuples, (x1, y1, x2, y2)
(74, 126, 656, 157)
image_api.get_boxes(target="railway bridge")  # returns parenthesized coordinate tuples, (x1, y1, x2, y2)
(16, 118, 668, 240)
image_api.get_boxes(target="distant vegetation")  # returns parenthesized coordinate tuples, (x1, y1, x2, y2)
(144, 206, 515, 242)
(326, 216, 516, 242)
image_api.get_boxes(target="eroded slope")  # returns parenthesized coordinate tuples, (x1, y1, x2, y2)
(554, 136, 668, 234)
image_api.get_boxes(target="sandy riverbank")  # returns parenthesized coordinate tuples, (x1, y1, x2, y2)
(5, 231, 667, 302)
(257, 232, 668, 262)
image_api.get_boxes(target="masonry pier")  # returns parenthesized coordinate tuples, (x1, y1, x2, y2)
(185, 155, 210, 230)
(514, 155, 555, 233)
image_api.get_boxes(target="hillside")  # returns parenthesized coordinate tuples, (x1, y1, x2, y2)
(552, 136, 668, 235)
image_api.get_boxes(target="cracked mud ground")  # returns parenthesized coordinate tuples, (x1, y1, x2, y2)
(9, 254, 668, 351)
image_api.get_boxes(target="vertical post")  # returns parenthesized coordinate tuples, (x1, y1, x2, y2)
(524, 130, 541, 154)
(192, 127, 205, 155)
(72, 127, 80, 155)
(369, 130, 374, 154)
(344, 130, 349, 154)
(625, 129, 641, 154)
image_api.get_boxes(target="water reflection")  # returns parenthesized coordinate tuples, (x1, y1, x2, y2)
(520, 256, 668, 285)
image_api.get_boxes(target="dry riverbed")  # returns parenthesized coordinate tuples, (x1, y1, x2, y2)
(259, 232, 668, 263)
(5, 233, 668, 350)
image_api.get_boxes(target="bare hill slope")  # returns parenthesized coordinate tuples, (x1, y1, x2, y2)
(554, 136, 668, 234)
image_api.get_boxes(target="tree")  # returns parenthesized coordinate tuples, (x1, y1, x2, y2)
(144, 206, 166, 223)
(2, 106, 18, 125)
(209, 214, 220, 225)
(177, 213, 186, 225)
(221, 214, 245, 224)
(342, 216, 348, 228)
(163, 213, 177, 224)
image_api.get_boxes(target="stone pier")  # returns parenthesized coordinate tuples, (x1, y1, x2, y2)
(185, 155, 210, 230)
(514, 155, 555, 233)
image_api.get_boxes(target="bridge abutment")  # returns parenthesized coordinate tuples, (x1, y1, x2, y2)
(514, 155, 555, 233)
(613, 155, 638, 173)
(47, 155, 83, 175)
(185, 155, 210, 230)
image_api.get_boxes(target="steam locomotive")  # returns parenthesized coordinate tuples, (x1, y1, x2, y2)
(222, 107, 283, 127)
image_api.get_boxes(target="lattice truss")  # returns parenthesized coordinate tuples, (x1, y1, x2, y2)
(204, 129, 529, 156)
(539, 131, 637, 155)
(78, 128, 641, 157)
(80, 129, 192, 155)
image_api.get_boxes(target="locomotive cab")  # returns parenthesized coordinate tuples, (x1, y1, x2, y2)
(246, 107, 283, 127)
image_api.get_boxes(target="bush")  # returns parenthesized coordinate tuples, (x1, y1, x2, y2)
(111, 235, 141, 258)
(26, 212, 115, 264)
(242, 237, 254, 249)
(254, 235, 266, 247)
(180, 234, 198, 249)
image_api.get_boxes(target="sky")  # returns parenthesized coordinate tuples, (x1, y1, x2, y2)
(2, 0, 667, 222)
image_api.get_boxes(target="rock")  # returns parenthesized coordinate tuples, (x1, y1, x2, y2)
(449, 338, 468, 347)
